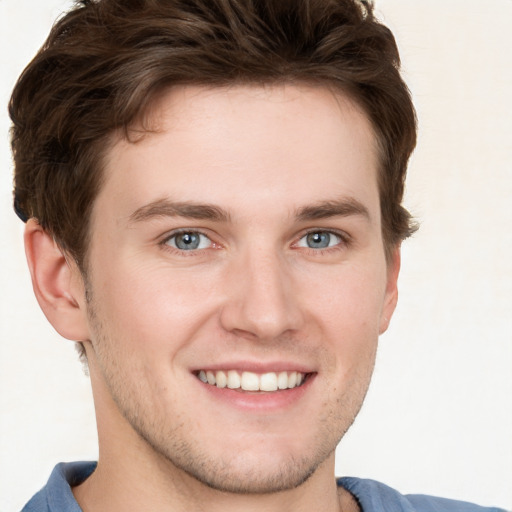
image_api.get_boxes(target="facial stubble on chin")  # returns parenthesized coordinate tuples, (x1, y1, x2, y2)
(84, 286, 376, 495)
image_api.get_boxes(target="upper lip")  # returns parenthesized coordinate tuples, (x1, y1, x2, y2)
(190, 361, 316, 374)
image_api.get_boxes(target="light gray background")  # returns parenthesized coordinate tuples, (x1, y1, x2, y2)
(1, 1, 511, 510)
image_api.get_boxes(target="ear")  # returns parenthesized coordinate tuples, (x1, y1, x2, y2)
(24, 219, 90, 341)
(379, 245, 401, 334)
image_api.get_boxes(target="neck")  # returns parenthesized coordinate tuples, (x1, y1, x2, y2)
(74, 412, 351, 512)
(73, 450, 353, 512)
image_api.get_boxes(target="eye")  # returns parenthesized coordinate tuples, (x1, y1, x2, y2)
(296, 231, 343, 249)
(165, 231, 212, 251)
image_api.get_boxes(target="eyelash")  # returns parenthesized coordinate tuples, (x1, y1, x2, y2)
(159, 229, 217, 255)
(159, 228, 351, 256)
(293, 229, 351, 255)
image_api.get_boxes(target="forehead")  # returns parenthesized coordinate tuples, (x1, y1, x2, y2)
(96, 84, 380, 225)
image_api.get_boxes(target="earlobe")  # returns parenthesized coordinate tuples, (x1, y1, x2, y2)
(379, 246, 401, 334)
(24, 219, 90, 341)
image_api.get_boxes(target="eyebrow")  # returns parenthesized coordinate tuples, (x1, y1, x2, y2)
(128, 199, 230, 223)
(295, 197, 371, 222)
(128, 196, 370, 225)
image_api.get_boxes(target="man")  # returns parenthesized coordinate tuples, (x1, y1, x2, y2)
(8, 0, 507, 511)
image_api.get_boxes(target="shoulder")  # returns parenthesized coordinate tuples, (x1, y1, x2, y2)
(21, 461, 96, 512)
(338, 477, 508, 512)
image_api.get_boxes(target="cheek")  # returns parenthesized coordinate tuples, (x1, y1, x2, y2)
(300, 262, 386, 376)
(304, 262, 387, 331)
(88, 255, 221, 352)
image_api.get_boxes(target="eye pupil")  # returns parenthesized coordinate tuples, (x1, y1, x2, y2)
(306, 232, 330, 248)
(175, 232, 200, 250)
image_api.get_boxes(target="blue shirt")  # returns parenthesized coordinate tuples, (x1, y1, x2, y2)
(21, 461, 507, 512)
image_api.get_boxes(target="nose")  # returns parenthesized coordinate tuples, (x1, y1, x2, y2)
(219, 247, 304, 341)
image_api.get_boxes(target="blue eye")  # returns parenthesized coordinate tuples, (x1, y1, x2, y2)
(166, 232, 212, 251)
(297, 231, 342, 249)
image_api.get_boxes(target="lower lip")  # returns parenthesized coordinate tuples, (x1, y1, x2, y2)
(196, 374, 316, 412)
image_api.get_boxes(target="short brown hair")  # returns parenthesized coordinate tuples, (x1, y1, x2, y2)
(10, 0, 417, 270)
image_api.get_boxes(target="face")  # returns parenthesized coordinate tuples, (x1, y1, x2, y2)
(81, 85, 398, 493)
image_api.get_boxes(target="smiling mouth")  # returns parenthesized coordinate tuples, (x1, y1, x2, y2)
(196, 370, 310, 392)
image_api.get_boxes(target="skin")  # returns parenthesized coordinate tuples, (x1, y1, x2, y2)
(25, 84, 400, 512)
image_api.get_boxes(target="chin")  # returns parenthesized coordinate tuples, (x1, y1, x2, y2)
(128, 414, 342, 495)
(168, 449, 329, 494)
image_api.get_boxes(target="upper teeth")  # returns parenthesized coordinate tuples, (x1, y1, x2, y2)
(197, 370, 305, 391)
